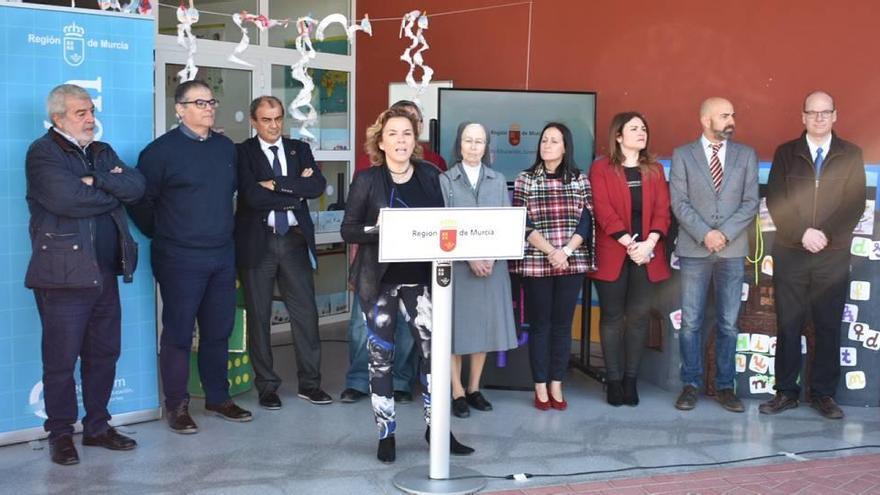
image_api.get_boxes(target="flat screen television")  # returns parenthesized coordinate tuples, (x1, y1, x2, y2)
(437, 88, 597, 181)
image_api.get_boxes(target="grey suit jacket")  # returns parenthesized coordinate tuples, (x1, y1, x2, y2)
(670, 138, 759, 258)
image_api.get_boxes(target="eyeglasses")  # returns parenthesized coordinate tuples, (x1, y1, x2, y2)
(179, 99, 220, 109)
(804, 109, 834, 119)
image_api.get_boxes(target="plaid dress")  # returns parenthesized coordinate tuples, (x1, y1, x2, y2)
(510, 168, 597, 278)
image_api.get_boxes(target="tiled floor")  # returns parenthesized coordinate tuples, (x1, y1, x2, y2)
(487, 453, 880, 494)
(1, 324, 878, 494)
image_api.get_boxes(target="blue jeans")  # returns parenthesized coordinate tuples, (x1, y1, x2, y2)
(678, 255, 744, 390)
(345, 297, 417, 393)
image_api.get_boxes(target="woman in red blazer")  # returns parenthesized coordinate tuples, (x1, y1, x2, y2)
(588, 112, 671, 407)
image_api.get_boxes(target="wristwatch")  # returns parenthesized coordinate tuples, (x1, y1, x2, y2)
(561, 246, 574, 257)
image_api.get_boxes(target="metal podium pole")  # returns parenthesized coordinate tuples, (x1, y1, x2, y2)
(393, 261, 486, 495)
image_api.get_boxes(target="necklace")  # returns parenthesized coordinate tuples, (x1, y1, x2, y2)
(388, 164, 412, 175)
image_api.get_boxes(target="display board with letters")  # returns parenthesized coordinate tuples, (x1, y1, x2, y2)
(0, 4, 158, 444)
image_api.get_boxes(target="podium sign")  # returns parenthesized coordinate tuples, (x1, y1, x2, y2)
(383, 207, 525, 494)
(378, 207, 527, 262)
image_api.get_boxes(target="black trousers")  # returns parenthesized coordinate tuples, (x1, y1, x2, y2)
(154, 245, 236, 408)
(773, 244, 850, 398)
(35, 271, 120, 440)
(595, 260, 653, 381)
(523, 274, 583, 383)
(240, 229, 321, 396)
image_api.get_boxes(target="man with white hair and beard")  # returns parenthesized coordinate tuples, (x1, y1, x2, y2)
(25, 83, 145, 465)
(669, 97, 759, 413)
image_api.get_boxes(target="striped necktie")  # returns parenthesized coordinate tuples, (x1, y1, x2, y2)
(709, 142, 723, 192)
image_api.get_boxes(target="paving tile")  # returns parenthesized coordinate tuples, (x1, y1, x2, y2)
(565, 480, 612, 492)
(597, 487, 647, 495)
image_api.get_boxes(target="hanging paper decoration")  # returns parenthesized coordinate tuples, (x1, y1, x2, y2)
(285, 14, 372, 141)
(176, 0, 199, 82)
(315, 13, 372, 42)
(287, 16, 319, 140)
(98, 0, 122, 10)
(399, 10, 433, 105)
(120, 0, 152, 15)
(229, 11, 290, 67)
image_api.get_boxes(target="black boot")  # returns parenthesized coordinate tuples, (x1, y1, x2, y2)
(377, 436, 396, 463)
(606, 380, 624, 406)
(622, 376, 639, 406)
(425, 426, 475, 456)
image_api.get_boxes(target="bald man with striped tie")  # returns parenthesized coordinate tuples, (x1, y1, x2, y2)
(669, 97, 759, 413)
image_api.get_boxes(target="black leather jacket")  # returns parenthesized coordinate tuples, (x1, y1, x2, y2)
(341, 161, 443, 308)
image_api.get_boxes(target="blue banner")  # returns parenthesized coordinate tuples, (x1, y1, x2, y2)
(0, 4, 157, 443)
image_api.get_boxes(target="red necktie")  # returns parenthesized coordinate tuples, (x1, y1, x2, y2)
(709, 143, 723, 192)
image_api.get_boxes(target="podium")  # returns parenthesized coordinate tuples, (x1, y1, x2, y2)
(378, 206, 526, 495)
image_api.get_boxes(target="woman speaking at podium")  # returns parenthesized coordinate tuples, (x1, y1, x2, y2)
(511, 122, 596, 411)
(341, 107, 474, 463)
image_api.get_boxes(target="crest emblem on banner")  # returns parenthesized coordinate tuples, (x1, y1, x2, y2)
(508, 123, 521, 146)
(63, 22, 86, 67)
(439, 220, 457, 252)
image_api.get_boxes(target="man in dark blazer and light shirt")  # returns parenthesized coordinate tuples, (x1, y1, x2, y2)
(235, 96, 331, 409)
(670, 97, 759, 413)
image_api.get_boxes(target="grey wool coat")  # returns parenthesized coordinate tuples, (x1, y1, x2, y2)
(670, 138, 760, 258)
(440, 163, 518, 354)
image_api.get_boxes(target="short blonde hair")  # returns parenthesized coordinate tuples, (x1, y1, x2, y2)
(364, 107, 423, 166)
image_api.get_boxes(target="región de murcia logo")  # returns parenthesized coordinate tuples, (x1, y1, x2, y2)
(63, 22, 86, 67)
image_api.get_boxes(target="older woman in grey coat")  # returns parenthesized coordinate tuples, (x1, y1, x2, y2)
(440, 122, 518, 418)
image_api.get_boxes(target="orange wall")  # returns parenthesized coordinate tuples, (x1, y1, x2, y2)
(356, 0, 880, 163)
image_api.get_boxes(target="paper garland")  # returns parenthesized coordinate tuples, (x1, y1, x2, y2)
(287, 14, 372, 141)
(228, 11, 289, 67)
(316, 13, 372, 41)
(176, 0, 199, 82)
(287, 16, 319, 140)
(399, 10, 433, 105)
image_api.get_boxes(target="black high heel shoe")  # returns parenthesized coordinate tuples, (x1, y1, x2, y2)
(606, 380, 624, 406)
(377, 435, 396, 463)
(425, 426, 474, 456)
(622, 376, 639, 406)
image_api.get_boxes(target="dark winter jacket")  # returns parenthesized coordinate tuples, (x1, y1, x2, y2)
(25, 129, 144, 289)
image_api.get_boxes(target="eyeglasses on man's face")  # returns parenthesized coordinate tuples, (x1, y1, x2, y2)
(803, 109, 834, 119)
(179, 99, 220, 109)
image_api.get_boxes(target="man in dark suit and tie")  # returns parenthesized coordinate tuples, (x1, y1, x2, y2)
(670, 97, 759, 413)
(235, 96, 331, 409)
(761, 91, 866, 419)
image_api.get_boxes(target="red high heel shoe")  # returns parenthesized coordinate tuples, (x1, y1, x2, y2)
(549, 394, 568, 411)
(534, 392, 551, 410)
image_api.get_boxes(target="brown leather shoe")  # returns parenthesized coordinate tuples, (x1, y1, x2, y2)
(811, 396, 844, 419)
(82, 427, 137, 450)
(205, 400, 253, 422)
(49, 435, 79, 466)
(167, 402, 199, 434)
(674, 385, 698, 410)
(759, 392, 799, 415)
(716, 388, 745, 413)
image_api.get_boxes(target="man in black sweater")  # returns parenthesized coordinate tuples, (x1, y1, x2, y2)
(762, 90, 867, 419)
(129, 80, 252, 433)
